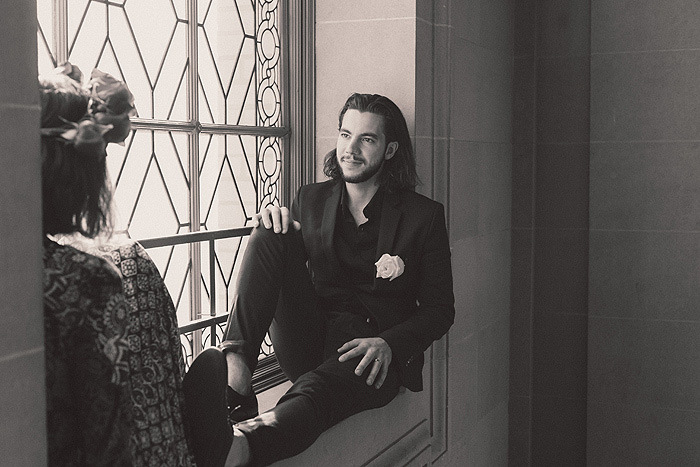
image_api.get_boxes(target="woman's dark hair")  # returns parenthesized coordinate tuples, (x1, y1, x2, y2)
(323, 93, 419, 191)
(40, 74, 112, 237)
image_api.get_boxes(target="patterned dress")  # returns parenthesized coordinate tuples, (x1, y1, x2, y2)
(79, 238, 194, 467)
(43, 238, 133, 466)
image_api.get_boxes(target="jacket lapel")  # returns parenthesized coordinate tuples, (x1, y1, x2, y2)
(374, 190, 402, 289)
(321, 182, 342, 274)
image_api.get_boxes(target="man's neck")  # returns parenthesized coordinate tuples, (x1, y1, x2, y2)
(344, 181, 380, 226)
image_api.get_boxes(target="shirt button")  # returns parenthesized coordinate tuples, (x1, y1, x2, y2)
(366, 318, 371, 323)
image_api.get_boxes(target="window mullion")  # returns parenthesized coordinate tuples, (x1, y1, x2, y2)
(279, 0, 291, 207)
(53, 0, 68, 64)
(285, 0, 315, 200)
(301, 0, 316, 187)
(187, 0, 202, 338)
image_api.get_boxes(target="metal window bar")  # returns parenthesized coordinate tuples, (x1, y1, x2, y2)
(138, 227, 288, 393)
(37, 0, 306, 395)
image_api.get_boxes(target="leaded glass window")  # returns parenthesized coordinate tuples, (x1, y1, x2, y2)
(37, 0, 311, 376)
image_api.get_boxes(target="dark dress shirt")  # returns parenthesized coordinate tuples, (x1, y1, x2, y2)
(330, 188, 383, 296)
(319, 188, 384, 350)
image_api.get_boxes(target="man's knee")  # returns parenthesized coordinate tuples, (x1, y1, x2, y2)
(244, 224, 288, 259)
(185, 347, 226, 383)
(249, 223, 283, 244)
(249, 223, 302, 249)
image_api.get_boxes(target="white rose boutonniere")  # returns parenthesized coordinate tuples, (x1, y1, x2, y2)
(375, 253, 405, 281)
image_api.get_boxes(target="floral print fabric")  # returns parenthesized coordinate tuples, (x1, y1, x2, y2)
(43, 238, 133, 466)
(91, 240, 194, 467)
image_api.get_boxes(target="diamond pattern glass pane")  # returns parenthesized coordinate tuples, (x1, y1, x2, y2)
(199, 135, 281, 228)
(67, 2, 106, 72)
(37, 0, 56, 73)
(198, 0, 281, 126)
(108, 129, 190, 239)
(62, 0, 188, 120)
(38, 0, 288, 371)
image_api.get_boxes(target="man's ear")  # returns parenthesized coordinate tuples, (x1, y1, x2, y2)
(385, 141, 399, 160)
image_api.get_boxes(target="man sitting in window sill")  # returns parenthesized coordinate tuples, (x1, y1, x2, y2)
(183, 93, 455, 467)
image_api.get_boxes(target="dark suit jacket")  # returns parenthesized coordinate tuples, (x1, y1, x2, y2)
(291, 180, 455, 392)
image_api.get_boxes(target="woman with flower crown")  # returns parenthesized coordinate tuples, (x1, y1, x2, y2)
(41, 63, 193, 466)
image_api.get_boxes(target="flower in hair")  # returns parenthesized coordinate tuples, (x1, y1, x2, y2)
(87, 69, 136, 144)
(40, 62, 136, 151)
(54, 62, 84, 84)
(40, 119, 112, 157)
(63, 120, 112, 155)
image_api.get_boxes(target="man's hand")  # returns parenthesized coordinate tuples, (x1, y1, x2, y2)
(338, 337, 392, 389)
(253, 206, 301, 234)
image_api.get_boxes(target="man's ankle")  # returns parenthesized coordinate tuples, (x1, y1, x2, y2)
(225, 351, 252, 394)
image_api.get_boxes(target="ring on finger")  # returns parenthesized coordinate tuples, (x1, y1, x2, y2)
(374, 358, 381, 364)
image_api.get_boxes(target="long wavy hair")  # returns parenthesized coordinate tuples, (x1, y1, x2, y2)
(323, 93, 419, 191)
(40, 73, 112, 237)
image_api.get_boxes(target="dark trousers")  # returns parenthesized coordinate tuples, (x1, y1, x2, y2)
(223, 226, 400, 466)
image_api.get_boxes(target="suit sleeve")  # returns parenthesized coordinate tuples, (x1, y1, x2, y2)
(290, 186, 303, 224)
(378, 203, 455, 366)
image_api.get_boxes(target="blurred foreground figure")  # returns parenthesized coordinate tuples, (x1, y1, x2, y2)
(41, 63, 192, 466)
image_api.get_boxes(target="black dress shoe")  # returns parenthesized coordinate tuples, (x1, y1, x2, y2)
(227, 386, 259, 422)
(182, 348, 233, 467)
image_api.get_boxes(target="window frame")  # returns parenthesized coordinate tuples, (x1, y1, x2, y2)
(40, 0, 315, 391)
